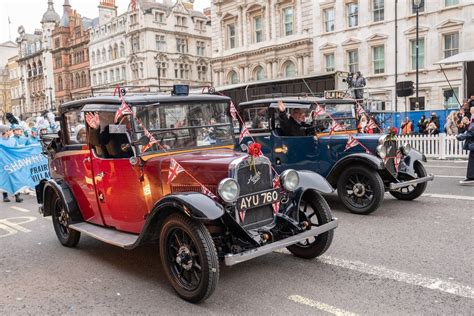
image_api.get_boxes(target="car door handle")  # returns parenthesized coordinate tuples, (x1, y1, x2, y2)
(263, 136, 270, 140)
(96, 172, 105, 181)
(83, 157, 91, 164)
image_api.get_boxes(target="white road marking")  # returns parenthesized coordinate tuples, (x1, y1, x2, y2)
(422, 193, 474, 201)
(10, 206, 31, 213)
(317, 256, 474, 299)
(433, 175, 465, 179)
(424, 165, 466, 169)
(288, 295, 358, 316)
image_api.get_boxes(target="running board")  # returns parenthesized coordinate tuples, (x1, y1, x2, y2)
(69, 222, 139, 249)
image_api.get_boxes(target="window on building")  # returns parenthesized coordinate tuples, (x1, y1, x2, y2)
(176, 16, 187, 27)
(98, 72, 102, 85)
(284, 61, 296, 77)
(92, 74, 97, 86)
(155, 12, 164, 23)
(409, 97, 425, 110)
(75, 73, 81, 88)
(156, 35, 166, 51)
(108, 46, 113, 60)
(197, 64, 207, 81)
(102, 48, 106, 62)
(229, 70, 239, 84)
(347, 3, 358, 28)
(196, 41, 205, 56)
(81, 72, 87, 87)
(196, 20, 205, 30)
(410, 38, 425, 70)
(103, 71, 108, 84)
(254, 16, 263, 43)
(140, 62, 144, 78)
(55, 38, 60, 49)
(283, 7, 294, 36)
(110, 69, 114, 83)
(91, 52, 95, 65)
(443, 87, 459, 108)
(122, 66, 126, 81)
(130, 14, 137, 24)
(325, 53, 335, 72)
(113, 44, 118, 59)
(38, 61, 43, 74)
(176, 38, 187, 53)
(323, 8, 335, 32)
(411, 0, 425, 13)
(131, 36, 140, 52)
(174, 63, 190, 79)
(254, 66, 265, 81)
(227, 23, 236, 49)
(58, 76, 63, 91)
(373, 0, 384, 22)
(55, 57, 62, 68)
(75, 26, 81, 38)
(372, 46, 385, 74)
(348, 49, 359, 73)
(445, 0, 459, 6)
(157, 61, 167, 78)
(120, 42, 125, 57)
(443, 33, 459, 58)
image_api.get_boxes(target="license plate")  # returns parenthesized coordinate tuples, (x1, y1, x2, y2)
(237, 189, 280, 211)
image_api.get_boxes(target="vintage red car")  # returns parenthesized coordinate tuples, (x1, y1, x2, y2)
(37, 87, 338, 303)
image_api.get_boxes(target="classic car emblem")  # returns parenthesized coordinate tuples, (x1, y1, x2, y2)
(247, 171, 262, 185)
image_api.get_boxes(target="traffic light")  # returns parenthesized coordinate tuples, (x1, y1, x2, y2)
(396, 81, 415, 97)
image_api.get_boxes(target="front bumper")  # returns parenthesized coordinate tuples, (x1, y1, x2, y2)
(389, 174, 435, 190)
(224, 218, 338, 266)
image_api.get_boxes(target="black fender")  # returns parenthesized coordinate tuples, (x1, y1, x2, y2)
(326, 153, 384, 186)
(296, 170, 334, 194)
(398, 148, 426, 178)
(135, 192, 226, 245)
(40, 179, 83, 223)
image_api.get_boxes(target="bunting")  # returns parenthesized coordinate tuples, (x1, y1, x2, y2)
(272, 176, 280, 214)
(114, 100, 133, 123)
(344, 135, 359, 151)
(239, 125, 251, 143)
(167, 158, 185, 184)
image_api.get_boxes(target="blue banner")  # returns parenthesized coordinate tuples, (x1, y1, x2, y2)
(0, 144, 50, 195)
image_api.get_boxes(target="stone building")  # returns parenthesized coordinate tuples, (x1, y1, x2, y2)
(7, 56, 22, 119)
(16, 0, 60, 117)
(312, 0, 474, 110)
(51, 0, 97, 105)
(89, 0, 212, 94)
(210, 0, 314, 87)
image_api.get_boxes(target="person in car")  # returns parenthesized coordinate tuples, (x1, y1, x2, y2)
(277, 100, 315, 136)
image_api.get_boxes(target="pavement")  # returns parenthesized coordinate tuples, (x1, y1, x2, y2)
(0, 159, 472, 315)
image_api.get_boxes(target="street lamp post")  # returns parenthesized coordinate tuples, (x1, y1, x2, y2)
(47, 86, 55, 112)
(414, 0, 422, 110)
(155, 59, 161, 92)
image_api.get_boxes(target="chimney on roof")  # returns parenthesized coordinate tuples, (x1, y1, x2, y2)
(98, 0, 117, 24)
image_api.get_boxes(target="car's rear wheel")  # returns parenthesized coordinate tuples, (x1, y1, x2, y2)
(389, 162, 427, 201)
(51, 194, 80, 247)
(159, 213, 219, 303)
(287, 191, 334, 259)
(337, 165, 384, 215)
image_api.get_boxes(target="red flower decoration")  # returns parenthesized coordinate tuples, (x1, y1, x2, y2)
(248, 143, 262, 157)
(390, 127, 398, 135)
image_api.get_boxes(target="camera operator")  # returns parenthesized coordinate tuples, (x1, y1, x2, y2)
(347, 71, 366, 100)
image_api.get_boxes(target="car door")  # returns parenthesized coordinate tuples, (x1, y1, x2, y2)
(60, 109, 104, 225)
(87, 110, 149, 234)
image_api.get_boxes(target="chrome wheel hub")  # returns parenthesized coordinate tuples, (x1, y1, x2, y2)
(176, 246, 193, 270)
(58, 209, 69, 227)
(353, 183, 366, 197)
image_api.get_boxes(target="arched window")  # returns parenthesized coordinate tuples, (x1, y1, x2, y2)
(91, 51, 95, 65)
(102, 48, 106, 62)
(113, 43, 118, 59)
(58, 76, 63, 91)
(254, 66, 265, 81)
(284, 61, 296, 78)
(27, 64, 32, 78)
(75, 73, 81, 88)
(96, 50, 101, 63)
(32, 62, 37, 76)
(81, 72, 87, 87)
(228, 70, 238, 84)
(108, 46, 113, 60)
(37, 61, 43, 74)
(120, 42, 125, 57)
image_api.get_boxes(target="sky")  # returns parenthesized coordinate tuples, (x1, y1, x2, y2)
(0, 0, 211, 43)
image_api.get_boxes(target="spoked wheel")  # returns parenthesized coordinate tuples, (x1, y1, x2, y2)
(337, 165, 384, 215)
(390, 162, 427, 200)
(51, 195, 80, 247)
(160, 213, 219, 303)
(287, 191, 334, 259)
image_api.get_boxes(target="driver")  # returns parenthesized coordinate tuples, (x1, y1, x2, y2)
(277, 100, 316, 136)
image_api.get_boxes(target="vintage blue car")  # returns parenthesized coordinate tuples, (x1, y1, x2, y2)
(236, 97, 434, 215)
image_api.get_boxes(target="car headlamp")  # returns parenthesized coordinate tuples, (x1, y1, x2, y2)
(400, 143, 411, 155)
(376, 144, 387, 159)
(217, 178, 240, 203)
(280, 169, 299, 191)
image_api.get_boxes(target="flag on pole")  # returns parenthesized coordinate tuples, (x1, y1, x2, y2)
(313, 104, 326, 117)
(167, 158, 184, 184)
(114, 100, 133, 123)
(356, 103, 366, 116)
(239, 126, 251, 143)
(229, 101, 237, 120)
(344, 135, 359, 151)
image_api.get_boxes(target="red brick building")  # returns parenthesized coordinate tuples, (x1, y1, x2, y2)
(52, 0, 97, 105)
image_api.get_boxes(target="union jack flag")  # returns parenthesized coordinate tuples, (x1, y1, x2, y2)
(167, 158, 185, 184)
(131, 0, 137, 11)
(394, 150, 402, 172)
(141, 128, 159, 153)
(114, 100, 133, 123)
(229, 101, 238, 120)
(272, 176, 280, 214)
(356, 103, 366, 117)
(239, 210, 246, 222)
(330, 121, 346, 133)
(201, 185, 217, 199)
(344, 135, 359, 151)
(239, 125, 251, 143)
(366, 119, 378, 131)
(313, 104, 326, 117)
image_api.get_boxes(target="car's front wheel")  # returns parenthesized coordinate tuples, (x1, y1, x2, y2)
(389, 161, 428, 200)
(159, 213, 219, 303)
(287, 191, 334, 259)
(337, 165, 384, 215)
(51, 194, 80, 247)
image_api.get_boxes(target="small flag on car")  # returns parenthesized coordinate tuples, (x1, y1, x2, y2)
(272, 176, 280, 214)
(313, 104, 326, 117)
(239, 126, 251, 143)
(114, 100, 133, 123)
(356, 103, 366, 116)
(330, 121, 346, 133)
(230, 101, 237, 120)
(366, 119, 378, 131)
(201, 185, 217, 199)
(344, 135, 359, 151)
(167, 158, 185, 184)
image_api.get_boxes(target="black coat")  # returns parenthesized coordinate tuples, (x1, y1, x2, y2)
(279, 111, 314, 136)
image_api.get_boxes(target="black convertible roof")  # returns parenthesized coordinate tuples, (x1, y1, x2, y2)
(59, 94, 231, 114)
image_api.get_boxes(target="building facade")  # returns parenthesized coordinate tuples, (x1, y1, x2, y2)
(90, 0, 212, 94)
(16, 0, 60, 117)
(313, 0, 474, 111)
(7, 56, 22, 119)
(210, 0, 314, 87)
(52, 0, 96, 105)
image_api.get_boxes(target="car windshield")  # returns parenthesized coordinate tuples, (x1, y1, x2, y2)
(134, 102, 234, 152)
(312, 102, 357, 132)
